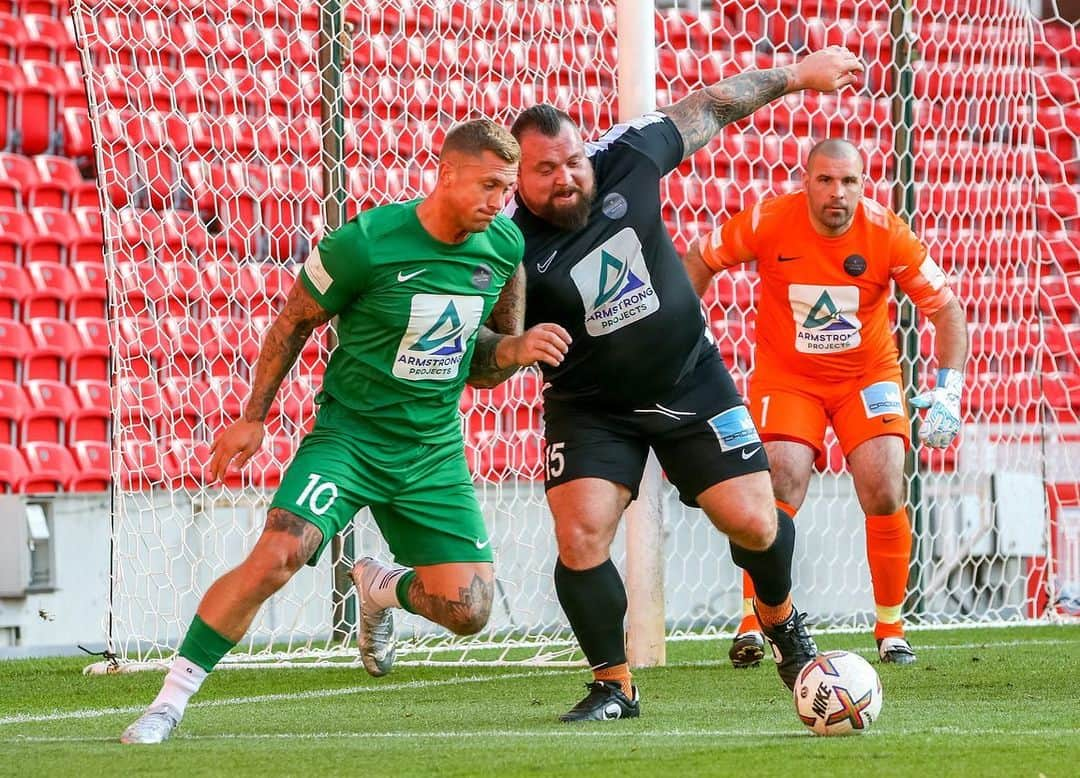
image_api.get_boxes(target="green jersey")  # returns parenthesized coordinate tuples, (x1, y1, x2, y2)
(298, 199, 524, 444)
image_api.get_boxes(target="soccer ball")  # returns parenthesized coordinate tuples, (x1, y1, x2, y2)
(793, 650, 883, 736)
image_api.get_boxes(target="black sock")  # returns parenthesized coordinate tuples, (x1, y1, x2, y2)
(554, 558, 627, 670)
(730, 508, 795, 607)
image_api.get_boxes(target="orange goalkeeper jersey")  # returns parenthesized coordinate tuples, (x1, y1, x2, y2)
(698, 191, 955, 383)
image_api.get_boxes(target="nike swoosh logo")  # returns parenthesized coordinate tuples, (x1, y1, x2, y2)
(741, 446, 762, 460)
(777, 255, 801, 262)
(536, 250, 557, 273)
(882, 416, 898, 424)
(397, 269, 426, 282)
(474, 538, 491, 550)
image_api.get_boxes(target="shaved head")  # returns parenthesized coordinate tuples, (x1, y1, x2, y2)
(806, 139, 863, 176)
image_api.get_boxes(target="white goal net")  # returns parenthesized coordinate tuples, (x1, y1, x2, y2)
(71, 0, 1079, 668)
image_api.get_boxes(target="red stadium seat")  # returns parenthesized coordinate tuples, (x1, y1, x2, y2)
(0, 207, 44, 264)
(21, 377, 74, 442)
(69, 440, 110, 491)
(70, 261, 108, 319)
(32, 154, 97, 208)
(26, 316, 77, 380)
(162, 437, 218, 488)
(71, 316, 110, 381)
(201, 261, 262, 317)
(0, 13, 27, 59)
(25, 261, 76, 319)
(115, 259, 165, 316)
(0, 378, 26, 444)
(119, 439, 163, 490)
(0, 261, 31, 319)
(19, 60, 69, 155)
(201, 316, 260, 378)
(61, 106, 93, 159)
(0, 60, 22, 151)
(25, 205, 73, 263)
(115, 315, 163, 380)
(184, 160, 265, 260)
(0, 317, 31, 380)
(0, 151, 39, 208)
(21, 440, 74, 491)
(159, 376, 211, 439)
(70, 378, 110, 442)
(158, 314, 203, 379)
(160, 261, 201, 317)
(0, 441, 29, 492)
(22, 14, 74, 63)
(117, 377, 161, 442)
(205, 375, 250, 434)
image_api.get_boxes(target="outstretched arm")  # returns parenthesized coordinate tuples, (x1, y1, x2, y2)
(468, 265, 572, 388)
(209, 280, 333, 481)
(659, 47, 864, 160)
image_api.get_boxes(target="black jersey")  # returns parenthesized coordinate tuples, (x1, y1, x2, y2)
(510, 113, 712, 409)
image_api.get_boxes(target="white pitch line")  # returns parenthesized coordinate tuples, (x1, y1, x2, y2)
(0, 668, 577, 727)
(3, 727, 1078, 745)
(2, 635, 1077, 728)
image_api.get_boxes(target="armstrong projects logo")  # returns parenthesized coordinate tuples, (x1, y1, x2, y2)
(789, 284, 862, 354)
(569, 228, 658, 336)
(393, 294, 484, 381)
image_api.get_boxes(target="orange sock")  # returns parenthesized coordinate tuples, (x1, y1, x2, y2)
(738, 571, 760, 633)
(866, 507, 913, 640)
(740, 499, 798, 633)
(593, 663, 633, 698)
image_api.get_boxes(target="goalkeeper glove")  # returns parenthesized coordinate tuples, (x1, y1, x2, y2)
(910, 368, 963, 448)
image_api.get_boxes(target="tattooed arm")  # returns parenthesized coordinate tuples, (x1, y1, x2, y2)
(659, 47, 864, 160)
(209, 280, 333, 482)
(468, 266, 574, 388)
(468, 265, 526, 388)
(243, 280, 334, 422)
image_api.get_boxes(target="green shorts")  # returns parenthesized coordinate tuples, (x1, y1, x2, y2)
(269, 398, 491, 567)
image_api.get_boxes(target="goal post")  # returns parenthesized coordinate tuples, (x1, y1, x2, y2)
(73, 0, 1079, 672)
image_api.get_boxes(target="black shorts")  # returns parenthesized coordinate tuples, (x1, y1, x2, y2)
(541, 352, 769, 506)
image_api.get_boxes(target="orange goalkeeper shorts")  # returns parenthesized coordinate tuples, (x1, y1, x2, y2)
(748, 365, 911, 457)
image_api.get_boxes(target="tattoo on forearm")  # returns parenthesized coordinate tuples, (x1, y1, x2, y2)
(243, 283, 332, 422)
(407, 573, 493, 634)
(660, 67, 795, 158)
(467, 266, 525, 388)
(468, 326, 517, 388)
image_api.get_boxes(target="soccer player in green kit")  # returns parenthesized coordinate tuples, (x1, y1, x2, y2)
(122, 119, 572, 744)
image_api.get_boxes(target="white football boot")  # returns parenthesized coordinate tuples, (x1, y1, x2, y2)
(350, 556, 404, 677)
(120, 702, 182, 744)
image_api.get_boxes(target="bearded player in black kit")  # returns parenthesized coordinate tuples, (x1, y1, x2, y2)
(506, 46, 864, 721)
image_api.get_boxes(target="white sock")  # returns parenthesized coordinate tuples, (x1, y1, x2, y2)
(365, 564, 412, 610)
(151, 657, 207, 717)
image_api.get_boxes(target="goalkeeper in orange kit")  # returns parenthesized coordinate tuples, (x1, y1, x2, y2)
(684, 139, 969, 665)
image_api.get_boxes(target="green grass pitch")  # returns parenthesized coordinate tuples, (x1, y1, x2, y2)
(1, 625, 1077, 777)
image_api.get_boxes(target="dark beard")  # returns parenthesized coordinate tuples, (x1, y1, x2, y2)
(538, 189, 594, 232)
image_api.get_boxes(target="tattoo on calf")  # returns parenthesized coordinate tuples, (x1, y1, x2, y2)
(407, 573, 494, 633)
